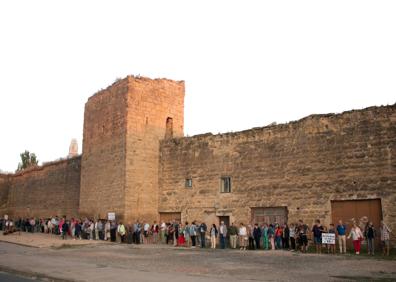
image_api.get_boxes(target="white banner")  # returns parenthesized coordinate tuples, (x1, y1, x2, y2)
(107, 212, 115, 221)
(322, 233, 335, 244)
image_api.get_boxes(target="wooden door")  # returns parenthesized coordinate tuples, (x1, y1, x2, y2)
(251, 207, 288, 226)
(218, 216, 230, 227)
(331, 199, 382, 249)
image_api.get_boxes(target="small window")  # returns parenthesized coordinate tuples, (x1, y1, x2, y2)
(220, 177, 231, 193)
(185, 178, 192, 188)
(165, 117, 173, 138)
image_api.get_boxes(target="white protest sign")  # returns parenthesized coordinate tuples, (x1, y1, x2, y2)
(108, 212, 116, 221)
(322, 233, 335, 244)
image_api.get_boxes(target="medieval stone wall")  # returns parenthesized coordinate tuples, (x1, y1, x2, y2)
(0, 174, 10, 216)
(159, 105, 396, 233)
(6, 157, 81, 218)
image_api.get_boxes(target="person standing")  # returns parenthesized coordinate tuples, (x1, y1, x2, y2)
(297, 220, 309, 253)
(160, 221, 166, 244)
(248, 224, 255, 250)
(152, 221, 159, 244)
(253, 223, 261, 250)
(228, 222, 238, 249)
(336, 220, 347, 254)
(178, 223, 185, 246)
(97, 220, 104, 240)
(312, 219, 324, 254)
(268, 224, 275, 250)
(283, 224, 290, 249)
(380, 221, 392, 256)
(143, 222, 150, 244)
(347, 223, 364, 254)
(190, 221, 197, 248)
(61, 220, 69, 240)
(199, 222, 207, 248)
(173, 220, 179, 247)
(117, 222, 126, 243)
(327, 223, 336, 254)
(110, 220, 117, 242)
(289, 223, 296, 251)
(184, 222, 191, 247)
(364, 222, 376, 255)
(275, 224, 283, 250)
(210, 224, 218, 249)
(262, 223, 269, 250)
(219, 221, 228, 249)
(105, 220, 111, 241)
(75, 220, 82, 240)
(239, 223, 247, 250)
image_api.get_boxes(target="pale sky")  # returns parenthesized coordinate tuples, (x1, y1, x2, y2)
(0, 1, 395, 172)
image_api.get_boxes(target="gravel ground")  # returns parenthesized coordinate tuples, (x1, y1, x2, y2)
(0, 241, 395, 282)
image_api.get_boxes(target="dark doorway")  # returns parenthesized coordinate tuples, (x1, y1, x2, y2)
(218, 216, 230, 227)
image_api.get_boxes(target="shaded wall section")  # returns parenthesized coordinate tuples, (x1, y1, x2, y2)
(0, 174, 10, 216)
(7, 156, 81, 218)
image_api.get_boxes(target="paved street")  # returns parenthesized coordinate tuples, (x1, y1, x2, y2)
(0, 239, 395, 282)
(0, 271, 37, 282)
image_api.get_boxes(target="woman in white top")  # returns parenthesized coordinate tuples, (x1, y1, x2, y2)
(347, 223, 364, 254)
(239, 223, 247, 250)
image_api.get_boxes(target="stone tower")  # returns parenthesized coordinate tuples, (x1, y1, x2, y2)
(68, 138, 78, 158)
(79, 76, 184, 222)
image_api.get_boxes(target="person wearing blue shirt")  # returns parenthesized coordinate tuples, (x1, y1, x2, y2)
(336, 220, 347, 254)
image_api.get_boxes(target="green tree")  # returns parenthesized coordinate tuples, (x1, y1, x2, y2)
(17, 150, 38, 171)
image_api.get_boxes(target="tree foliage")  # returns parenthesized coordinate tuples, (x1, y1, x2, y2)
(17, 150, 38, 171)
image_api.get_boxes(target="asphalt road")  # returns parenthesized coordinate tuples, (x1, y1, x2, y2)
(0, 241, 395, 281)
(0, 272, 38, 282)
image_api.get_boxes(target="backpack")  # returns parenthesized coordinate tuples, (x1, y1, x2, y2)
(189, 225, 196, 236)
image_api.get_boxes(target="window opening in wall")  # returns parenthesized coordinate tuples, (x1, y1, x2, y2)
(220, 177, 231, 193)
(185, 178, 192, 188)
(165, 117, 173, 138)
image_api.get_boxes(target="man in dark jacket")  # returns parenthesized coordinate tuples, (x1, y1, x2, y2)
(253, 223, 262, 249)
(62, 220, 69, 240)
(199, 222, 207, 248)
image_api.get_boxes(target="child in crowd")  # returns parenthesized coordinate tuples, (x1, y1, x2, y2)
(327, 224, 336, 254)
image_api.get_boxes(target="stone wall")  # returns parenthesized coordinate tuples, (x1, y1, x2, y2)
(159, 105, 396, 234)
(0, 174, 10, 216)
(6, 157, 81, 218)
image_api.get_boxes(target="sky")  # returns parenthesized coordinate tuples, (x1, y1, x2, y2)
(0, 1, 395, 172)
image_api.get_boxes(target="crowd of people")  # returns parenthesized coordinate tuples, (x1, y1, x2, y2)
(0, 215, 393, 256)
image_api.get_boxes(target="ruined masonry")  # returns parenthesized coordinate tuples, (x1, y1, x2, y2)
(0, 76, 395, 245)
